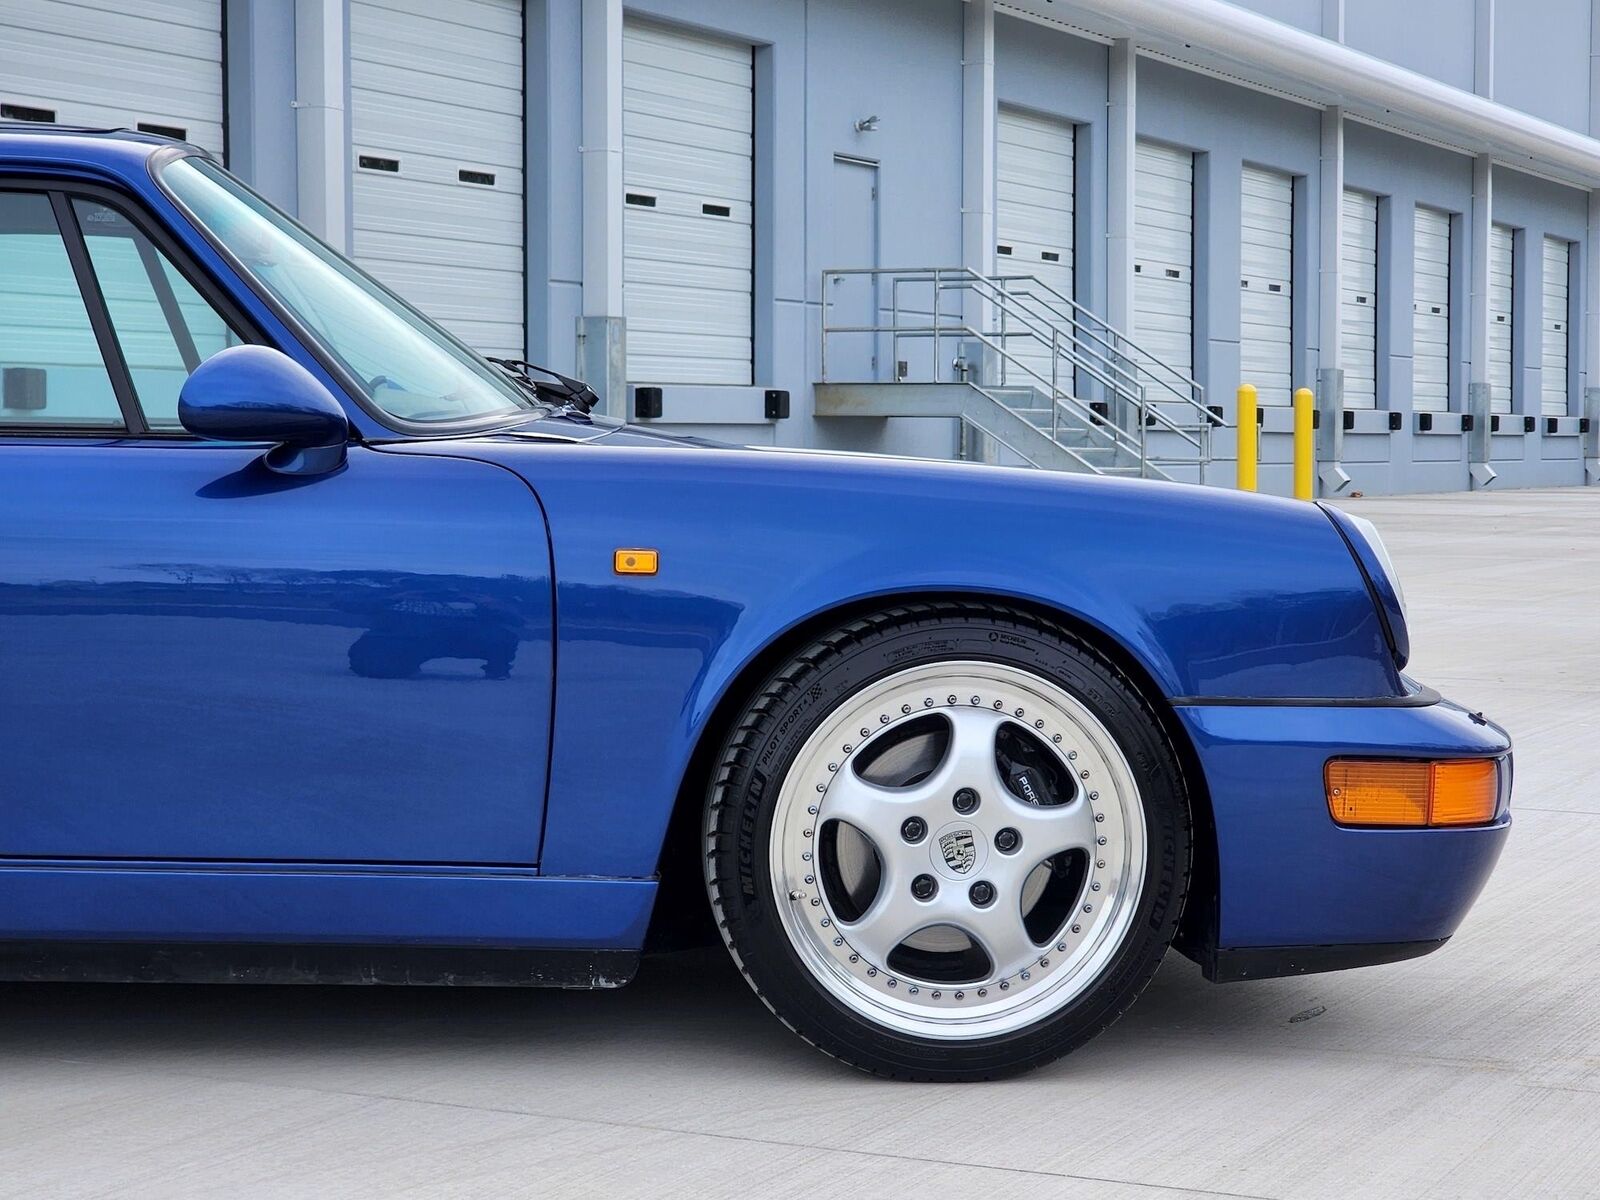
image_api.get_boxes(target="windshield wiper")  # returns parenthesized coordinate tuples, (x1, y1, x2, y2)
(487, 358, 600, 415)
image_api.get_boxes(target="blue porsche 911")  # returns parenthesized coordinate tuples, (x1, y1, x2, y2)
(0, 126, 1511, 1079)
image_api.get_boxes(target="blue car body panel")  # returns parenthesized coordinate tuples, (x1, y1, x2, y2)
(378, 437, 1404, 881)
(0, 130, 1511, 973)
(1177, 700, 1510, 948)
(0, 439, 554, 864)
(1, 864, 653, 949)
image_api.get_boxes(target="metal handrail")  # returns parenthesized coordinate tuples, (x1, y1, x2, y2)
(992, 280, 1147, 398)
(825, 267, 1152, 470)
(820, 265, 1223, 481)
(822, 265, 1218, 429)
(990, 270, 1209, 414)
(967, 377, 1128, 470)
(835, 268, 1145, 457)
(944, 276, 1206, 455)
(959, 391, 1104, 474)
(889, 269, 1155, 455)
(958, 414, 1046, 469)
(922, 275, 1146, 410)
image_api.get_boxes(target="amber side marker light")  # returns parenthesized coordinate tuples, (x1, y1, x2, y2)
(1326, 759, 1499, 828)
(613, 548, 659, 575)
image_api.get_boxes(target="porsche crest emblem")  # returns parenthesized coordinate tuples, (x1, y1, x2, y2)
(939, 828, 977, 874)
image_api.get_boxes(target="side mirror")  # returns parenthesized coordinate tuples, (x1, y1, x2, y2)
(179, 345, 350, 476)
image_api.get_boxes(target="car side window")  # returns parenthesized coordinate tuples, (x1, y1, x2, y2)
(0, 191, 125, 429)
(73, 199, 244, 430)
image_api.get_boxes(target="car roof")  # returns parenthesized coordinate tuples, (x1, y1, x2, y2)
(0, 121, 180, 147)
(0, 123, 214, 177)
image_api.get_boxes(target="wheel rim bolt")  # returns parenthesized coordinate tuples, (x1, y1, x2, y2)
(994, 827, 1020, 853)
(969, 880, 996, 907)
(911, 874, 938, 901)
(901, 816, 927, 843)
(953, 787, 980, 814)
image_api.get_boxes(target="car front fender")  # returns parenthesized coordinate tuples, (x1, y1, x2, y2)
(386, 440, 1399, 877)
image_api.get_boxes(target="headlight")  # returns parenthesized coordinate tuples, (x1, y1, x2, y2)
(1319, 505, 1411, 671)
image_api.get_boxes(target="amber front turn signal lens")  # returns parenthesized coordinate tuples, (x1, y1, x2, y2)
(1326, 758, 1499, 828)
(1427, 759, 1501, 826)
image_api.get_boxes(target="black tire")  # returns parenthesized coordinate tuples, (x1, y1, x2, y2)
(703, 602, 1191, 1081)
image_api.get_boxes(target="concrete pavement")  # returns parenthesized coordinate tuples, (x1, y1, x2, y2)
(2, 486, 1597, 1199)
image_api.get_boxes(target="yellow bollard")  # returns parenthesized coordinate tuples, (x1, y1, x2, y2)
(1293, 387, 1315, 500)
(1236, 384, 1258, 492)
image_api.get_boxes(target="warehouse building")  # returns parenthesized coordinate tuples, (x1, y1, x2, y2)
(4, 0, 1600, 493)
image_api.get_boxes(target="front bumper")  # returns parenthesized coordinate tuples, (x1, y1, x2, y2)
(1174, 692, 1511, 981)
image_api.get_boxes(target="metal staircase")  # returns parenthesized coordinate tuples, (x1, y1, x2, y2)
(817, 267, 1224, 482)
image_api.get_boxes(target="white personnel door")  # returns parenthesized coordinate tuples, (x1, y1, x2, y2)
(350, 0, 526, 358)
(1488, 224, 1514, 415)
(1239, 165, 1292, 405)
(1541, 236, 1570, 417)
(1411, 205, 1451, 414)
(0, 0, 223, 155)
(1133, 140, 1194, 383)
(623, 19, 754, 385)
(1340, 189, 1379, 409)
(996, 107, 1075, 389)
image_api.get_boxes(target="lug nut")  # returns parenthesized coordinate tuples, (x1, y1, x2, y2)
(994, 827, 1021, 853)
(911, 874, 938, 901)
(953, 787, 980, 814)
(901, 816, 927, 843)
(969, 880, 996, 907)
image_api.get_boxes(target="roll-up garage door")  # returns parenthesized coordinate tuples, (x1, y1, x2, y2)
(1239, 165, 1292, 405)
(996, 107, 1074, 388)
(1541, 236, 1570, 417)
(350, 0, 525, 358)
(0, 0, 223, 155)
(1488, 224, 1513, 415)
(1133, 141, 1194, 383)
(1340, 189, 1379, 409)
(623, 19, 753, 385)
(1411, 206, 1451, 414)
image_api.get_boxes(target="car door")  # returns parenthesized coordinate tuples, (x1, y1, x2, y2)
(0, 183, 554, 865)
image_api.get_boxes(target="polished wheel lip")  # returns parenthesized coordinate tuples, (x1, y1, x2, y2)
(768, 659, 1147, 1041)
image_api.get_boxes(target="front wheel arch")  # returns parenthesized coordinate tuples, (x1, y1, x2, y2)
(645, 593, 1218, 960)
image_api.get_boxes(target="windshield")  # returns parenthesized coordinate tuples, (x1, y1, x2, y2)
(160, 157, 537, 426)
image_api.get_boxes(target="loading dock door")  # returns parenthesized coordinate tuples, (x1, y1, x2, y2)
(0, 0, 223, 155)
(1133, 140, 1194, 383)
(1411, 206, 1451, 414)
(1239, 165, 1292, 405)
(622, 19, 754, 386)
(996, 107, 1075, 389)
(1339, 189, 1379, 409)
(1488, 224, 1514, 415)
(350, 0, 526, 358)
(1541, 236, 1570, 417)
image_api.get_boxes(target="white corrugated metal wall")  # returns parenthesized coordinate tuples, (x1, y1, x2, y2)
(1541, 236, 1570, 417)
(349, 0, 526, 358)
(0, 0, 223, 156)
(1411, 205, 1451, 414)
(1133, 140, 1194, 382)
(1239, 165, 1292, 405)
(1340, 189, 1379, 409)
(1488, 224, 1514, 415)
(996, 106, 1075, 389)
(622, 19, 754, 386)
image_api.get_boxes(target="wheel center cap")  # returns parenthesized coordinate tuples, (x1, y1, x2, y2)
(931, 821, 988, 880)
